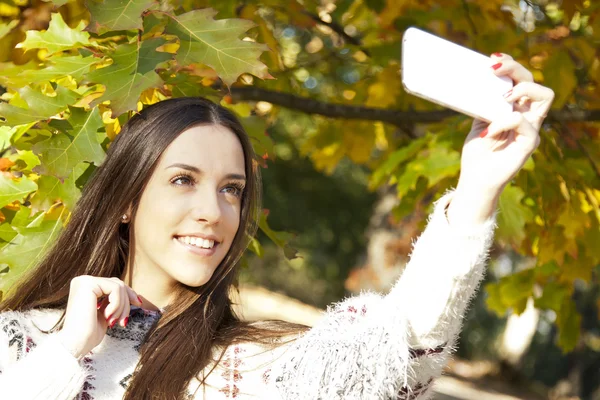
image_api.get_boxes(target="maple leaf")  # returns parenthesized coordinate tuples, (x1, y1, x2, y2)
(0, 86, 79, 126)
(86, 38, 173, 115)
(18, 55, 101, 84)
(86, 0, 157, 33)
(33, 107, 105, 179)
(0, 174, 37, 209)
(164, 8, 272, 86)
(0, 215, 65, 293)
(17, 13, 91, 55)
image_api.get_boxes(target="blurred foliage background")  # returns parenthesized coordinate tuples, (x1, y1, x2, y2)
(0, 0, 599, 397)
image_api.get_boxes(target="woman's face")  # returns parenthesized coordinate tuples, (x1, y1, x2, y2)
(131, 124, 246, 289)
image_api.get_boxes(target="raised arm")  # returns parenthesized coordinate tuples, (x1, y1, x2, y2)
(269, 56, 554, 399)
(0, 310, 88, 399)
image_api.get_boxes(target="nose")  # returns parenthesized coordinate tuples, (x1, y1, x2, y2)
(191, 187, 222, 225)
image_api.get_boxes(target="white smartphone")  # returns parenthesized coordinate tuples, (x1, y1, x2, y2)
(401, 27, 513, 123)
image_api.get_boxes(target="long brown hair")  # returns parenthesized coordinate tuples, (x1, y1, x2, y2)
(1, 97, 304, 399)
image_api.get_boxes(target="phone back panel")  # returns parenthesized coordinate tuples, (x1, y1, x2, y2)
(402, 27, 513, 123)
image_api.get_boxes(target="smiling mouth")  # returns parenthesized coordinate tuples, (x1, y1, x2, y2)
(175, 236, 219, 250)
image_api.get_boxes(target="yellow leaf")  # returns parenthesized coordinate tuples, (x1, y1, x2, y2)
(366, 65, 401, 108)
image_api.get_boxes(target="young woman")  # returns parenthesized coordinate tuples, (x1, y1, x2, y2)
(0, 54, 553, 399)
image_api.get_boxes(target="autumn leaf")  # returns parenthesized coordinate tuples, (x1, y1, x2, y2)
(165, 8, 272, 86)
(0, 174, 37, 208)
(0, 214, 65, 293)
(86, 0, 157, 33)
(496, 184, 534, 247)
(18, 55, 101, 84)
(0, 86, 80, 126)
(33, 107, 105, 179)
(86, 38, 173, 115)
(17, 13, 91, 55)
(543, 50, 577, 109)
(0, 19, 17, 40)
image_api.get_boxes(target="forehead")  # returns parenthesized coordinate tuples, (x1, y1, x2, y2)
(158, 124, 246, 174)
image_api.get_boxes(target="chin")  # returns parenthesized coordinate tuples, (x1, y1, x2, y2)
(173, 270, 215, 288)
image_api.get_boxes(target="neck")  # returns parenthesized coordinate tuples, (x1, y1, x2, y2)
(120, 262, 175, 311)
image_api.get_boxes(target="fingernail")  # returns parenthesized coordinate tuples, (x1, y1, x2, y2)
(109, 319, 117, 329)
(97, 299, 103, 309)
(122, 317, 129, 327)
(106, 313, 113, 322)
(137, 295, 143, 304)
(492, 52, 503, 57)
(491, 63, 502, 70)
(503, 89, 513, 98)
(479, 128, 489, 138)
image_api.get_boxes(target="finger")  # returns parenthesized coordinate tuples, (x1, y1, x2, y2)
(104, 279, 125, 327)
(117, 284, 130, 327)
(125, 286, 143, 307)
(503, 82, 555, 119)
(467, 119, 490, 140)
(486, 112, 538, 143)
(491, 52, 513, 61)
(503, 82, 554, 104)
(491, 59, 534, 83)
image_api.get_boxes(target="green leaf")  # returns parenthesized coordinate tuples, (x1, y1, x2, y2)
(87, 38, 172, 115)
(18, 55, 100, 84)
(496, 184, 534, 246)
(165, 9, 271, 85)
(8, 150, 41, 171)
(534, 281, 570, 311)
(240, 116, 273, 161)
(30, 164, 85, 211)
(543, 50, 577, 109)
(0, 126, 17, 151)
(0, 224, 17, 243)
(556, 299, 581, 353)
(395, 146, 460, 197)
(0, 20, 18, 40)
(0, 175, 37, 209)
(33, 107, 105, 179)
(17, 13, 91, 55)
(86, 0, 157, 33)
(0, 214, 65, 293)
(370, 138, 426, 189)
(258, 210, 298, 260)
(0, 86, 79, 126)
(247, 237, 264, 257)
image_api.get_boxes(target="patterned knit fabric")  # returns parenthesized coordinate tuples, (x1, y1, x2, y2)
(0, 191, 496, 399)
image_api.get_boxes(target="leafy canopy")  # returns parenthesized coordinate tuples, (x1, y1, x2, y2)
(0, 0, 599, 353)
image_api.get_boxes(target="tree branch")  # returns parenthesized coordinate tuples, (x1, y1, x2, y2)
(229, 86, 600, 125)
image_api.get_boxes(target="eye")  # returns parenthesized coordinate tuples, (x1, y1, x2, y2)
(222, 182, 245, 198)
(170, 173, 196, 186)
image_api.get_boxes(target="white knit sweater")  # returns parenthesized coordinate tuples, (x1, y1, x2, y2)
(0, 191, 496, 399)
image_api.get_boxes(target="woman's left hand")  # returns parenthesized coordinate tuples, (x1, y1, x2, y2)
(448, 54, 554, 226)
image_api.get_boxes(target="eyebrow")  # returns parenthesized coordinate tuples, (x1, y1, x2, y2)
(166, 163, 246, 181)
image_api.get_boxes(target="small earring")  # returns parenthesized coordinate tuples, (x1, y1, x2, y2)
(121, 214, 129, 223)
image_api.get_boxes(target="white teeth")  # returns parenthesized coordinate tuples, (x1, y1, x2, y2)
(178, 236, 215, 249)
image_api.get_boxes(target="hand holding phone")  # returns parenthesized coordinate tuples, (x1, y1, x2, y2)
(401, 27, 513, 123)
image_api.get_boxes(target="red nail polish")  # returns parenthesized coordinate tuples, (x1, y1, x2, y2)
(503, 89, 513, 98)
(137, 296, 143, 304)
(491, 63, 502, 70)
(106, 313, 113, 322)
(97, 299, 103, 309)
(479, 128, 489, 138)
(124, 317, 129, 327)
(109, 319, 117, 329)
(492, 52, 502, 57)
